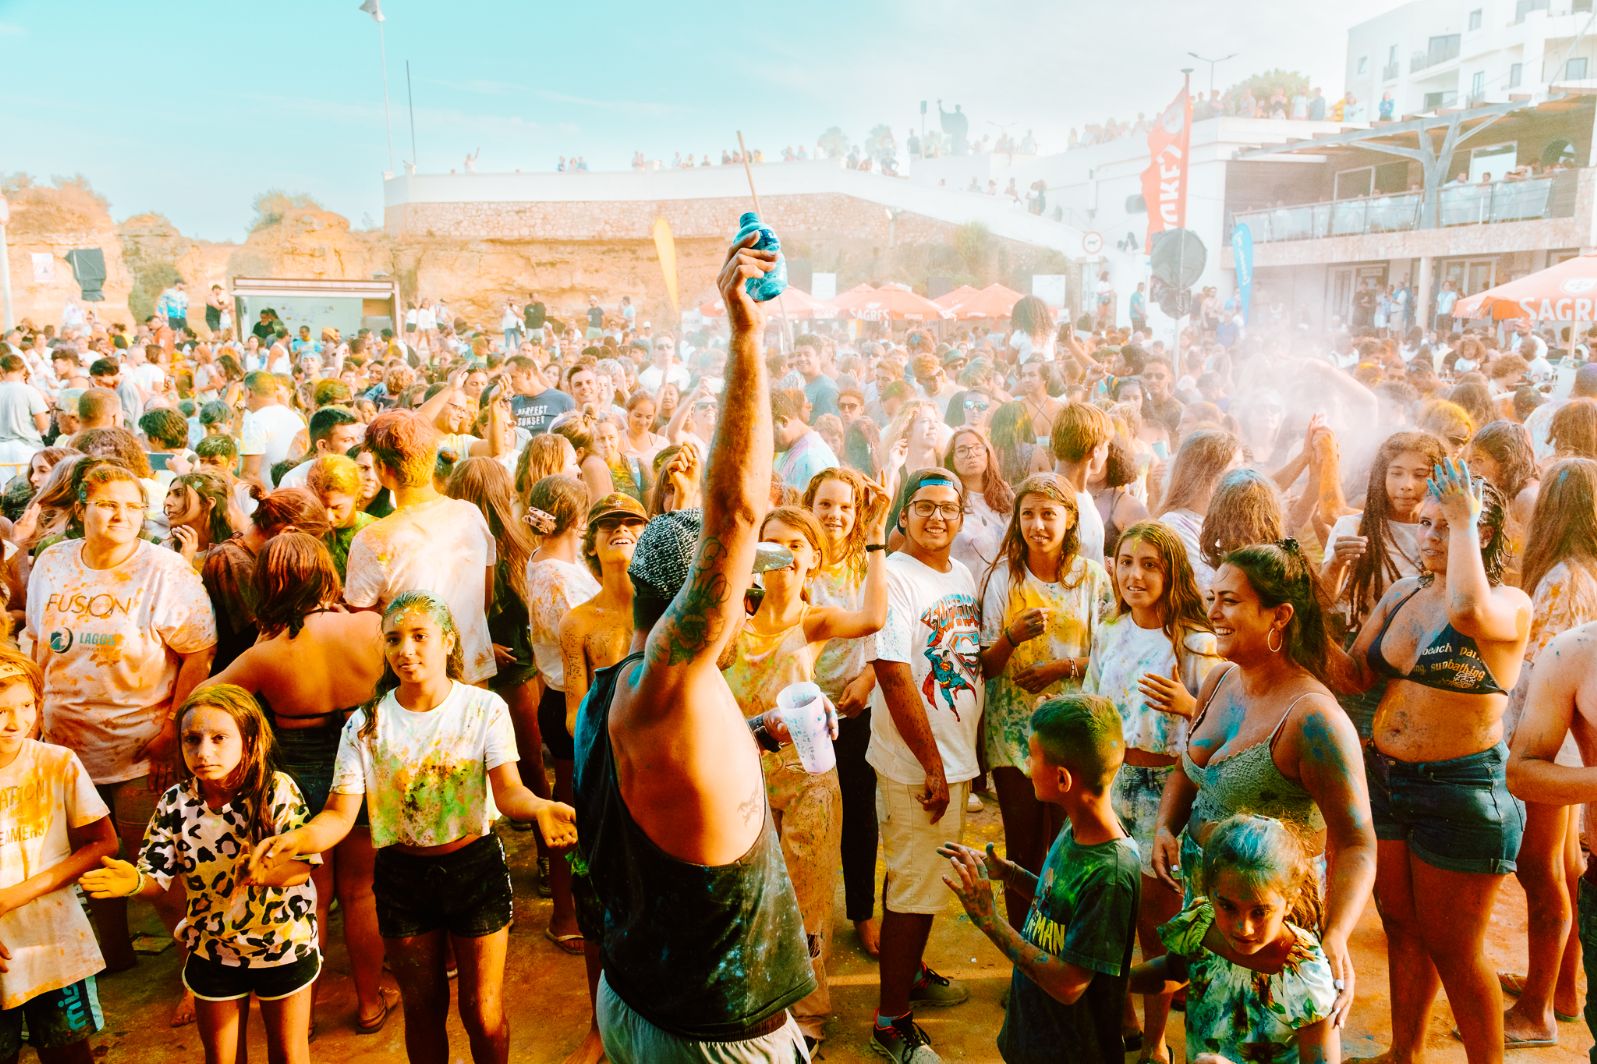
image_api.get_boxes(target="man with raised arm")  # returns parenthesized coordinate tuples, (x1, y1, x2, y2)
(570, 233, 817, 1062)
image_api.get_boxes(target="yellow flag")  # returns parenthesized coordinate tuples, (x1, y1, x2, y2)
(652, 217, 679, 319)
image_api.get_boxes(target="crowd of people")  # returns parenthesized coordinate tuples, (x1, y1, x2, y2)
(2, 228, 1597, 1064)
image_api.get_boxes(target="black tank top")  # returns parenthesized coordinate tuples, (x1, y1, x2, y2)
(572, 652, 815, 1040)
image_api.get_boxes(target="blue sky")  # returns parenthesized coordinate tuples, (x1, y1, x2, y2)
(2, 0, 1395, 241)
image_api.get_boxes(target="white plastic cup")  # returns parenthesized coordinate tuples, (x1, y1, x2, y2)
(776, 681, 835, 774)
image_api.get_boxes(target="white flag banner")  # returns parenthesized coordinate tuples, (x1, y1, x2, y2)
(358, 0, 384, 22)
(31, 253, 53, 283)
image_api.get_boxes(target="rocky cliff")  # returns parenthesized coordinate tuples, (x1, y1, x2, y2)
(4, 176, 1069, 333)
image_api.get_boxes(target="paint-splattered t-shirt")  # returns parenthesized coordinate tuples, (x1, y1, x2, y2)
(998, 824, 1140, 1064)
(343, 497, 499, 684)
(26, 539, 218, 784)
(1159, 898, 1336, 1064)
(866, 552, 983, 785)
(1086, 612, 1223, 757)
(0, 741, 108, 1009)
(138, 772, 319, 968)
(330, 681, 518, 849)
(979, 557, 1114, 774)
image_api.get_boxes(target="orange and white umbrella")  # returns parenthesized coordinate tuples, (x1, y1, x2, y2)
(836, 283, 951, 322)
(934, 285, 981, 312)
(1453, 255, 1597, 321)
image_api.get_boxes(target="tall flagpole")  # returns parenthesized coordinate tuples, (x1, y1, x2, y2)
(377, 17, 395, 175)
(359, 0, 395, 175)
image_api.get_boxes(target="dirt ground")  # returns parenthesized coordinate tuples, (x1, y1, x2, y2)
(94, 800, 1593, 1062)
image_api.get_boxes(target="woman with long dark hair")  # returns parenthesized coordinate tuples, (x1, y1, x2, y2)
(1321, 430, 1447, 738)
(978, 473, 1113, 924)
(1154, 541, 1376, 1031)
(205, 533, 393, 1033)
(1336, 464, 1530, 1061)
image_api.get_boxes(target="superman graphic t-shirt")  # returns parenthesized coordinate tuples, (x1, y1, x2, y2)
(866, 551, 983, 786)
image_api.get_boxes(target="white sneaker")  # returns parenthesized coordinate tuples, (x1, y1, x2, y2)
(965, 792, 983, 813)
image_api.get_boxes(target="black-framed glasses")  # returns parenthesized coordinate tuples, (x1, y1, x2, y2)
(743, 585, 766, 616)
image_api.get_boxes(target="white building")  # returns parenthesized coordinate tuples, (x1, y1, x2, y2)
(1346, 0, 1597, 117)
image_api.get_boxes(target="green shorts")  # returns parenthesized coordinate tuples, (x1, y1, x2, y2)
(0, 978, 101, 1056)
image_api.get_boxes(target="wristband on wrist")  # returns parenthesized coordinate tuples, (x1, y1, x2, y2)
(749, 714, 782, 753)
(1002, 627, 1016, 649)
(129, 869, 145, 898)
(865, 543, 886, 553)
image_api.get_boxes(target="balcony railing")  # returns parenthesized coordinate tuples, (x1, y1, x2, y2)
(1412, 37, 1462, 72)
(1232, 170, 1579, 243)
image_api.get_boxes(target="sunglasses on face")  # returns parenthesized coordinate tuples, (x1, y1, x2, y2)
(743, 585, 766, 616)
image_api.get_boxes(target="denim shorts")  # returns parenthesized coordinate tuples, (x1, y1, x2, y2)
(1366, 741, 1524, 875)
(1111, 764, 1173, 879)
(0, 978, 101, 1056)
(183, 951, 321, 1002)
(274, 721, 367, 826)
(373, 834, 513, 939)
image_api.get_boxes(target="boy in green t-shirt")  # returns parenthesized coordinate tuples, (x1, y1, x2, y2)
(942, 694, 1140, 1064)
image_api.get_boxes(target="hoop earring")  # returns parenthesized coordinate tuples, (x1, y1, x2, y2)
(1267, 627, 1283, 654)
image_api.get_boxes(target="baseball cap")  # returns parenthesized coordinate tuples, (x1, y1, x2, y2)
(628, 508, 702, 602)
(587, 492, 647, 525)
(56, 387, 84, 412)
(626, 508, 794, 602)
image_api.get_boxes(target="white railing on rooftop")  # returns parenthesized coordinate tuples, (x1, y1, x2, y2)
(1232, 170, 1578, 242)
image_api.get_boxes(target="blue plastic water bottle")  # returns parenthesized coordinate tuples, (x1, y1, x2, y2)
(734, 211, 788, 302)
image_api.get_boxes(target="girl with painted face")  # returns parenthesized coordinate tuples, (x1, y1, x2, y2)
(0, 646, 117, 1064)
(977, 474, 1113, 927)
(83, 685, 319, 1064)
(1088, 521, 1222, 1061)
(721, 501, 889, 1049)
(1131, 815, 1339, 1064)
(245, 592, 576, 1064)
(305, 455, 376, 580)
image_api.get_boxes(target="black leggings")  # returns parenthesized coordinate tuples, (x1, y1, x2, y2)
(835, 708, 879, 922)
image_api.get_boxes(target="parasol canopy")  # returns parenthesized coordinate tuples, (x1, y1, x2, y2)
(1452, 255, 1597, 321)
(834, 283, 950, 321)
(951, 283, 1024, 320)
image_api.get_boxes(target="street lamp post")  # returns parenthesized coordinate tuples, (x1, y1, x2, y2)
(1188, 51, 1239, 97)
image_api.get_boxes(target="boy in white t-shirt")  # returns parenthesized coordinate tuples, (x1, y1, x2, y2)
(866, 468, 984, 1060)
(343, 411, 499, 684)
(0, 648, 118, 1060)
